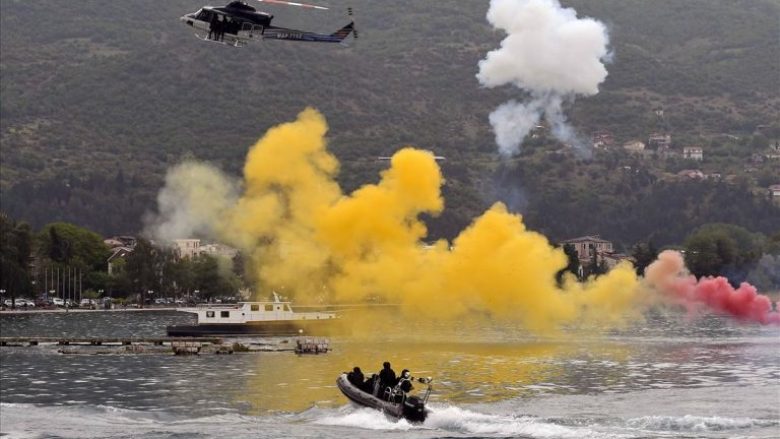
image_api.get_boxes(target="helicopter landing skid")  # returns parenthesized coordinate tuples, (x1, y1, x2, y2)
(194, 32, 246, 47)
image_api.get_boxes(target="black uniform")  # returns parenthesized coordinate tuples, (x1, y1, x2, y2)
(378, 362, 396, 396)
(347, 367, 364, 389)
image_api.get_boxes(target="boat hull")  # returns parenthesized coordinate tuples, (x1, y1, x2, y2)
(336, 373, 428, 423)
(166, 319, 338, 337)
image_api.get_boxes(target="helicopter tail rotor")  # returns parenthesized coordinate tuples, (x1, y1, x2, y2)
(347, 6, 358, 40)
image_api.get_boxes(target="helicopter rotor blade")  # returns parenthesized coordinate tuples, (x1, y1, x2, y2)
(255, 0, 329, 10)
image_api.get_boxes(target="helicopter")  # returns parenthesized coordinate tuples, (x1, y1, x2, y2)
(180, 0, 356, 47)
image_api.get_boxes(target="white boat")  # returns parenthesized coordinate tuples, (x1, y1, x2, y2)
(167, 293, 338, 336)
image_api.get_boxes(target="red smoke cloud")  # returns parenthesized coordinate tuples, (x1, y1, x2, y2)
(645, 250, 780, 325)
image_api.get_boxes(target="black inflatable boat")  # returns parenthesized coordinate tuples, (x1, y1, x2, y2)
(336, 373, 432, 423)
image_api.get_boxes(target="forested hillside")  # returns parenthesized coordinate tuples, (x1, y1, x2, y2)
(1, 0, 778, 248)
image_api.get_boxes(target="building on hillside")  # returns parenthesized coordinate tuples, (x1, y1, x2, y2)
(623, 140, 646, 153)
(560, 235, 614, 264)
(648, 132, 672, 150)
(200, 243, 239, 259)
(769, 184, 780, 199)
(104, 235, 137, 249)
(704, 172, 722, 180)
(530, 124, 549, 139)
(677, 169, 704, 179)
(683, 146, 703, 161)
(591, 129, 615, 149)
(174, 239, 201, 259)
(107, 246, 134, 275)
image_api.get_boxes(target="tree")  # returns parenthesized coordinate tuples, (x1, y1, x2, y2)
(0, 213, 33, 303)
(556, 243, 580, 285)
(631, 241, 658, 276)
(38, 222, 108, 270)
(123, 238, 158, 305)
(192, 254, 240, 300)
(684, 223, 766, 281)
(745, 254, 780, 292)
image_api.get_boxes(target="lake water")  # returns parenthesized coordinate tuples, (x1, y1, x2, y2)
(1, 309, 778, 438)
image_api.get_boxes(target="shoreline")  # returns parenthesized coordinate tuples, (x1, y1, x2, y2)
(0, 307, 181, 315)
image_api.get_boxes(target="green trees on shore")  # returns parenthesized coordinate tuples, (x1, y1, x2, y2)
(683, 224, 771, 283)
(3, 211, 779, 302)
(0, 214, 243, 302)
(0, 213, 33, 303)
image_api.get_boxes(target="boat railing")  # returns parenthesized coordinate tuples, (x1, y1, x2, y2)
(192, 303, 243, 309)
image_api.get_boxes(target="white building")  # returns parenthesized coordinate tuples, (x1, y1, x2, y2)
(683, 146, 703, 161)
(623, 140, 646, 153)
(174, 239, 201, 259)
(200, 243, 239, 259)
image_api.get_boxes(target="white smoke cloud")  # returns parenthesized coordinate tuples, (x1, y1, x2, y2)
(478, 0, 610, 155)
(143, 161, 239, 243)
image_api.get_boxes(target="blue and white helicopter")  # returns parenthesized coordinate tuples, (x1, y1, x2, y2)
(180, 0, 356, 47)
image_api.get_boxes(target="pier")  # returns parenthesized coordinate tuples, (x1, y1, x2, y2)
(0, 336, 331, 355)
(0, 336, 221, 347)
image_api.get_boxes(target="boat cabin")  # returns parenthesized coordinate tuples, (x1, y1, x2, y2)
(184, 295, 336, 325)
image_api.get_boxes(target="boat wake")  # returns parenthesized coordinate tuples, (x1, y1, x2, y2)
(308, 404, 606, 438)
(305, 402, 780, 438)
(2, 402, 778, 439)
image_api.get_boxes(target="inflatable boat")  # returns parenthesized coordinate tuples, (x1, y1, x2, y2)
(336, 373, 432, 423)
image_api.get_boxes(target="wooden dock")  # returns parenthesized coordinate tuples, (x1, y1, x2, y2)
(0, 337, 221, 347)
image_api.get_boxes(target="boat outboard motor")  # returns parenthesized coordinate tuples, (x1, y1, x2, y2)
(402, 395, 427, 422)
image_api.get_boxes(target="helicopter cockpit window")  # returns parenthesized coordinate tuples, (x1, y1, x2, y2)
(195, 10, 213, 22)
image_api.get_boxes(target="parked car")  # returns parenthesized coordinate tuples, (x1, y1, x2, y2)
(52, 298, 65, 307)
(154, 298, 167, 305)
(12, 299, 35, 307)
(80, 298, 97, 308)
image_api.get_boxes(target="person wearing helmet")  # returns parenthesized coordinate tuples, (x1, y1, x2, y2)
(397, 369, 414, 393)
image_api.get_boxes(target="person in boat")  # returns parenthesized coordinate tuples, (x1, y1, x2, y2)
(378, 361, 396, 398)
(397, 369, 414, 393)
(347, 366, 364, 388)
(388, 369, 414, 402)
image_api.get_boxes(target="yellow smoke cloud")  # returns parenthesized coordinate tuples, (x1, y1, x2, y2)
(177, 108, 642, 334)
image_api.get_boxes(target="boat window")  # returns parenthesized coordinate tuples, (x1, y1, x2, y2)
(251, 304, 259, 312)
(276, 306, 281, 311)
(206, 311, 215, 318)
(221, 311, 230, 318)
(265, 304, 273, 311)
(284, 305, 291, 312)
